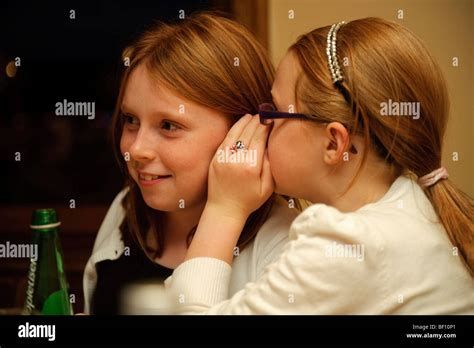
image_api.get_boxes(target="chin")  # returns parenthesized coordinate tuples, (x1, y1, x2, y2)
(142, 198, 177, 212)
(273, 175, 290, 196)
(275, 183, 305, 202)
(139, 192, 177, 211)
(274, 184, 291, 198)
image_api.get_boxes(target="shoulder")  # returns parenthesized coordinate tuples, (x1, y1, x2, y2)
(289, 204, 370, 242)
(100, 187, 129, 231)
(286, 202, 388, 281)
(282, 176, 453, 309)
(288, 203, 381, 260)
(109, 187, 129, 214)
(288, 176, 429, 242)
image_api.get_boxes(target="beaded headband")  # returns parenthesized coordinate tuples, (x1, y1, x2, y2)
(326, 21, 346, 84)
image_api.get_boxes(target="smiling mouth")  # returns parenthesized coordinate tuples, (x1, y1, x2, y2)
(138, 173, 172, 181)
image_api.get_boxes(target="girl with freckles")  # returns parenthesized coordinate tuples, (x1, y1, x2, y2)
(82, 13, 298, 314)
(165, 17, 474, 314)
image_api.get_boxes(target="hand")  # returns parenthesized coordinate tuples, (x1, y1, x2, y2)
(206, 114, 274, 220)
(184, 114, 274, 264)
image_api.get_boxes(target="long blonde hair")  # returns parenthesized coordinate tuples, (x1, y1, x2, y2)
(111, 12, 277, 258)
(290, 17, 474, 275)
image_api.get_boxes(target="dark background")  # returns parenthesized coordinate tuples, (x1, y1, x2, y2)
(0, 0, 232, 204)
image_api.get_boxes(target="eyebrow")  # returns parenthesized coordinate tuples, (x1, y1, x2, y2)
(120, 104, 132, 115)
(120, 104, 190, 121)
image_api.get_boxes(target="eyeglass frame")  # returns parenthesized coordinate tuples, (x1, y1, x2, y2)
(258, 102, 358, 154)
(258, 103, 313, 125)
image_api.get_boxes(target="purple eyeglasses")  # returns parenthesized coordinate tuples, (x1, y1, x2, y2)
(258, 102, 358, 154)
(258, 103, 313, 125)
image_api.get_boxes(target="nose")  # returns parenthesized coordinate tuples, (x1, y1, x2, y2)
(129, 128, 157, 162)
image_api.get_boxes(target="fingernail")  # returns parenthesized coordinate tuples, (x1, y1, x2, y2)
(264, 120, 274, 127)
(261, 119, 273, 126)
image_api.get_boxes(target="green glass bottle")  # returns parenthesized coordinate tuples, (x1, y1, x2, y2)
(23, 208, 72, 315)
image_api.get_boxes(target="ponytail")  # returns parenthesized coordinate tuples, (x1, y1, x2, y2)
(424, 180, 474, 276)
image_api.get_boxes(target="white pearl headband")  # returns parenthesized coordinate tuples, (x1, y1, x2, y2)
(325, 22, 449, 189)
(326, 21, 346, 84)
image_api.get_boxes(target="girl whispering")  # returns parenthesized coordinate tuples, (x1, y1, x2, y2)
(165, 17, 474, 314)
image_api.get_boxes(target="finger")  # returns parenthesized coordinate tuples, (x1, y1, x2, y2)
(248, 120, 272, 152)
(248, 122, 272, 170)
(260, 150, 274, 197)
(220, 114, 253, 148)
(235, 115, 260, 149)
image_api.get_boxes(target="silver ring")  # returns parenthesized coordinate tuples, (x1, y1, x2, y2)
(230, 140, 246, 153)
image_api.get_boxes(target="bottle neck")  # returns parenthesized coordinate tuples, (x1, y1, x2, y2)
(32, 228, 60, 239)
(31, 229, 61, 257)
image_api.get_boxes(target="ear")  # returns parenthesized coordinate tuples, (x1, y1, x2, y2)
(323, 122, 351, 165)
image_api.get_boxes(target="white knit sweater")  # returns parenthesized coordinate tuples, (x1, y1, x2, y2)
(165, 176, 474, 314)
(82, 190, 297, 314)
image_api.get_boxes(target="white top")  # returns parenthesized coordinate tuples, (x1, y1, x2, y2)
(82, 189, 297, 314)
(166, 176, 474, 314)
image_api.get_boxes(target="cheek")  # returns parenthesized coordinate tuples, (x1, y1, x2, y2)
(120, 131, 134, 169)
(171, 144, 210, 176)
(267, 122, 295, 189)
(268, 122, 294, 169)
(177, 128, 225, 170)
(268, 121, 319, 195)
(171, 130, 227, 194)
(120, 129, 134, 155)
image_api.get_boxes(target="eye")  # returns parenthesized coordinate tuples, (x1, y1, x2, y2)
(160, 120, 181, 132)
(123, 114, 139, 126)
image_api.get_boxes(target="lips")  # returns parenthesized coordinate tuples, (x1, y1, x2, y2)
(138, 172, 172, 182)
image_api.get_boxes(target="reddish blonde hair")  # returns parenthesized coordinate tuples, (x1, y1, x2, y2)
(111, 13, 277, 258)
(290, 17, 474, 275)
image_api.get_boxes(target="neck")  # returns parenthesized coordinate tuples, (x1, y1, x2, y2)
(161, 201, 206, 245)
(325, 160, 397, 213)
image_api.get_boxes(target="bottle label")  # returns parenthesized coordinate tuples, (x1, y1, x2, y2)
(24, 259, 37, 313)
(42, 289, 72, 315)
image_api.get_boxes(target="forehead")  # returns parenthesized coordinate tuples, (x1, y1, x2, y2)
(123, 64, 184, 109)
(121, 64, 229, 125)
(272, 51, 301, 103)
